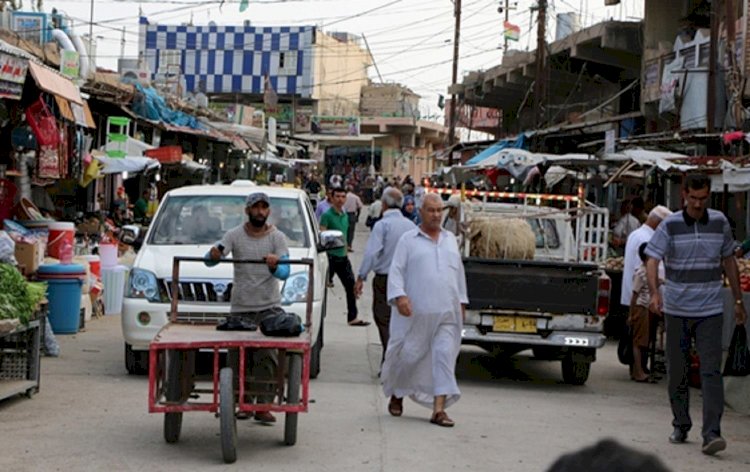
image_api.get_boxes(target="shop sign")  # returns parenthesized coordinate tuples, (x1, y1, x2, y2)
(60, 50, 80, 79)
(0, 52, 29, 84)
(295, 106, 313, 133)
(311, 116, 360, 136)
(11, 12, 48, 44)
(0, 80, 23, 100)
(444, 100, 501, 130)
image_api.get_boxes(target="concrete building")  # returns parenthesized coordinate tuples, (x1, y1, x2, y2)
(138, 18, 371, 134)
(313, 32, 372, 117)
(450, 21, 643, 153)
(360, 83, 420, 118)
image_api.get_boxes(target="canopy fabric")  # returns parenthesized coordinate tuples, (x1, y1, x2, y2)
(464, 135, 526, 166)
(93, 155, 160, 174)
(28, 61, 83, 104)
(605, 149, 695, 172)
(713, 160, 750, 192)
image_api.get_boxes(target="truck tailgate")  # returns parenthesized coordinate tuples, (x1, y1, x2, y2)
(463, 258, 602, 315)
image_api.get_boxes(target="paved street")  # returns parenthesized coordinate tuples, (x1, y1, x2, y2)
(2, 225, 750, 472)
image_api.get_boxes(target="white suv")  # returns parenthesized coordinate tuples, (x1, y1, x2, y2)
(121, 182, 333, 377)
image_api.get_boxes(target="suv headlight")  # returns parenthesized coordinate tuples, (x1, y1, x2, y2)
(281, 272, 308, 305)
(127, 268, 161, 302)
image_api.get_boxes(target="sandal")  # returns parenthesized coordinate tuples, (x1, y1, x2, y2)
(388, 396, 403, 417)
(430, 411, 455, 427)
(348, 319, 371, 327)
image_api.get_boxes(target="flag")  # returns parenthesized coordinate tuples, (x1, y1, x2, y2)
(503, 21, 520, 42)
(240, 0, 250, 12)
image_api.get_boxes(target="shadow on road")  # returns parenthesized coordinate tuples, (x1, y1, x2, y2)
(456, 348, 576, 390)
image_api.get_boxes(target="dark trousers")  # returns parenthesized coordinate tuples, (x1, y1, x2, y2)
(346, 212, 357, 247)
(372, 275, 390, 363)
(329, 255, 358, 322)
(665, 313, 724, 440)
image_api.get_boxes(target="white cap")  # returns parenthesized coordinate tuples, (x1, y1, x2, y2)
(649, 205, 672, 221)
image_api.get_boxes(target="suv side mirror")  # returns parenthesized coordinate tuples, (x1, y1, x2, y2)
(318, 230, 345, 252)
(121, 225, 142, 249)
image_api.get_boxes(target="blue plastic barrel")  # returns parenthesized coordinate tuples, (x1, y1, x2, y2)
(38, 264, 85, 334)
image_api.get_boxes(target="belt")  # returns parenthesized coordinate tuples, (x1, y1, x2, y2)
(374, 273, 388, 278)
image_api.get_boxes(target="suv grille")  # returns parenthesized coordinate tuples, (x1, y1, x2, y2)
(158, 279, 233, 303)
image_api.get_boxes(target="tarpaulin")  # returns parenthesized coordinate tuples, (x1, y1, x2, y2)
(464, 135, 527, 166)
(131, 83, 202, 130)
(93, 155, 160, 174)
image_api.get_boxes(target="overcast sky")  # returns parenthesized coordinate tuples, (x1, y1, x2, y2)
(43, 0, 644, 119)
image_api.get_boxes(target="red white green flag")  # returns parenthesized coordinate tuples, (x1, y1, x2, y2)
(504, 21, 520, 41)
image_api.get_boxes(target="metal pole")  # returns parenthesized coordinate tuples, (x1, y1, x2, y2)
(534, 0, 548, 129)
(89, 0, 94, 57)
(447, 0, 462, 163)
(707, 0, 721, 130)
(362, 34, 384, 84)
(504, 0, 510, 54)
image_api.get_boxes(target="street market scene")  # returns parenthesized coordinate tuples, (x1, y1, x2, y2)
(2, 0, 750, 470)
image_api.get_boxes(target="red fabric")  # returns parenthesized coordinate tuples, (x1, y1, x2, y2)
(722, 131, 745, 145)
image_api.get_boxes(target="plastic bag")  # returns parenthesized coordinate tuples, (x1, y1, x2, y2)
(723, 325, 750, 377)
(0, 230, 16, 264)
(260, 312, 304, 337)
(617, 327, 633, 366)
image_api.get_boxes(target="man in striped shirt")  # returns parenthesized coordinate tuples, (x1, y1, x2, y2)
(645, 173, 746, 456)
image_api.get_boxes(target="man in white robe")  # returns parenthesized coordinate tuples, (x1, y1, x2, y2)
(381, 193, 468, 427)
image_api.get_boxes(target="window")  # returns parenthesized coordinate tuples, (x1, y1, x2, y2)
(278, 51, 298, 76)
(525, 218, 560, 249)
(149, 195, 309, 247)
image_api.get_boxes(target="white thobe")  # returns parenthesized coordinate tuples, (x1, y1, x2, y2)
(620, 224, 666, 306)
(382, 228, 468, 409)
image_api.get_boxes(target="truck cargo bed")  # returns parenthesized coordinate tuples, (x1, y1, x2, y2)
(463, 257, 601, 315)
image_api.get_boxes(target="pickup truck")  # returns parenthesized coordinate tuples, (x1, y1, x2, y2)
(445, 190, 611, 385)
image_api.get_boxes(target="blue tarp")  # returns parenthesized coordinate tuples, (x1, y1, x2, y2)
(464, 135, 527, 166)
(131, 84, 203, 130)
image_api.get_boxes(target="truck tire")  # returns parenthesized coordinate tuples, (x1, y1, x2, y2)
(125, 343, 149, 375)
(310, 318, 323, 379)
(561, 356, 591, 385)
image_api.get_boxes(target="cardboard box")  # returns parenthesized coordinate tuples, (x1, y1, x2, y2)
(15, 241, 44, 275)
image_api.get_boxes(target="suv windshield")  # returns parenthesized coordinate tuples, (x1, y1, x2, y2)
(149, 195, 309, 247)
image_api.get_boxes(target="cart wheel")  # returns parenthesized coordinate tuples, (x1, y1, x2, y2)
(219, 367, 237, 464)
(164, 350, 184, 443)
(284, 353, 302, 446)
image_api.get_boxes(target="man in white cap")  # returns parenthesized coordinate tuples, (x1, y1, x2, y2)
(621, 205, 673, 314)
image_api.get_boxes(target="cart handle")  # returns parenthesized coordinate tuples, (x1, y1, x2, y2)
(169, 257, 316, 327)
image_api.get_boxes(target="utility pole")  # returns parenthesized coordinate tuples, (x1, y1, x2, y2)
(447, 0, 462, 165)
(533, 0, 548, 129)
(89, 0, 94, 57)
(707, 0, 720, 132)
(503, 0, 510, 54)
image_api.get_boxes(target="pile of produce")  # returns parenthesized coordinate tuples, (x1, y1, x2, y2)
(0, 264, 47, 325)
(605, 257, 624, 271)
(468, 217, 535, 260)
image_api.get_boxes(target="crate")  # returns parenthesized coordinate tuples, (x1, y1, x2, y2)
(0, 319, 41, 401)
(144, 146, 182, 164)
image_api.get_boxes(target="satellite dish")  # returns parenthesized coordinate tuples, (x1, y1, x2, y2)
(208, 21, 217, 28)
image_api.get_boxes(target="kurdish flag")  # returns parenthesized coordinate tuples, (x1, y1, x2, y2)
(504, 21, 520, 42)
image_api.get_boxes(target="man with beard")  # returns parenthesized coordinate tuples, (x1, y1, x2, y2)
(208, 191, 289, 424)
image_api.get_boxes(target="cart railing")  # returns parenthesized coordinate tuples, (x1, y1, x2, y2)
(169, 256, 316, 330)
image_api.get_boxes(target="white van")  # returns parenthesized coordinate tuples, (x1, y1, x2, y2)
(121, 182, 335, 378)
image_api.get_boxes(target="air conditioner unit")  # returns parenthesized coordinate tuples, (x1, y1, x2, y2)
(120, 67, 151, 86)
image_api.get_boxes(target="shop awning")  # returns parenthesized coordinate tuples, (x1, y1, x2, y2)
(54, 96, 96, 128)
(28, 61, 83, 105)
(93, 155, 160, 175)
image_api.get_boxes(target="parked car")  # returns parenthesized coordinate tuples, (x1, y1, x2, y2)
(121, 181, 337, 378)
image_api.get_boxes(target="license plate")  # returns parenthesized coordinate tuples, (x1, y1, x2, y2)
(493, 316, 537, 333)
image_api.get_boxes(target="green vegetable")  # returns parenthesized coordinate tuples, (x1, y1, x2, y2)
(0, 263, 47, 324)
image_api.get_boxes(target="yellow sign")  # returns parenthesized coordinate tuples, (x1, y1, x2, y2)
(493, 316, 537, 333)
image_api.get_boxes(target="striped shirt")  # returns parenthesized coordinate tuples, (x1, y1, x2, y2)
(645, 209, 735, 318)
